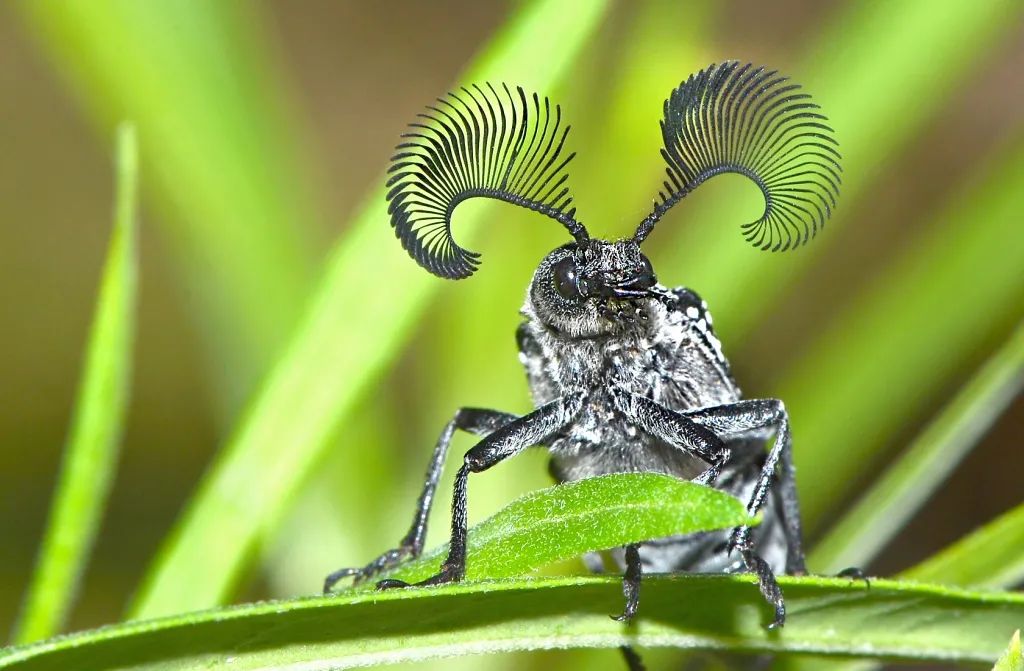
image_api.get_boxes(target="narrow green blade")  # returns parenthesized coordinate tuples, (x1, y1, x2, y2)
(994, 630, 1023, 671)
(810, 321, 1024, 572)
(785, 137, 1024, 528)
(902, 500, 1024, 589)
(16, 1, 321, 407)
(11, 124, 139, 644)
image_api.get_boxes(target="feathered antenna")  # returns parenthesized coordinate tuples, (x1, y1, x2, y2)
(633, 61, 841, 251)
(387, 83, 587, 279)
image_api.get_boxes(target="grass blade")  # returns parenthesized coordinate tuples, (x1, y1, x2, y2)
(11, 124, 139, 644)
(902, 500, 1024, 589)
(129, 0, 613, 620)
(3, 577, 1023, 670)
(16, 1, 321, 407)
(810, 320, 1024, 573)
(994, 630, 1022, 671)
(784, 136, 1024, 529)
(787, 496, 1024, 671)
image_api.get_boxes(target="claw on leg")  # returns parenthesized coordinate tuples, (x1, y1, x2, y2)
(837, 566, 871, 589)
(323, 567, 360, 594)
(376, 562, 463, 592)
(612, 544, 642, 623)
(741, 548, 786, 629)
(375, 578, 411, 590)
(323, 541, 419, 593)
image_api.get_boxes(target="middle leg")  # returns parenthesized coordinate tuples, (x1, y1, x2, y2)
(613, 543, 642, 623)
(684, 398, 798, 627)
(683, 399, 804, 573)
(612, 391, 793, 627)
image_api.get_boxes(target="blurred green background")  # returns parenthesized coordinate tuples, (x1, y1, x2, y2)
(0, 0, 1021, 668)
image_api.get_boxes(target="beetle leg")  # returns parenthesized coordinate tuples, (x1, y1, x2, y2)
(740, 542, 786, 628)
(377, 392, 586, 589)
(612, 543, 642, 623)
(608, 388, 732, 485)
(323, 407, 518, 593)
(619, 645, 646, 671)
(684, 399, 805, 574)
(613, 393, 797, 626)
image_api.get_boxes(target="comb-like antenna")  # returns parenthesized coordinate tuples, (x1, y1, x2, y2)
(387, 83, 587, 279)
(633, 61, 841, 251)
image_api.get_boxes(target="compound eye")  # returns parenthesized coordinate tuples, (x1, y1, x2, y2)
(639, 254, 658, 286)
(639, 255, 654, 279)
(553, 255, 582, 301)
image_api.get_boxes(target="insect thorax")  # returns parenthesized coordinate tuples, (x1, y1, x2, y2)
(517, 281, 742, 482)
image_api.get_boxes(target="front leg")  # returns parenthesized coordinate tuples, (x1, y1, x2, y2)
(323, 407, 517, 593)
(609, 388, 732, 484)
(695, 401, 869, 595)
(378, 392, 586, 590)
(607, 388, 732, 621)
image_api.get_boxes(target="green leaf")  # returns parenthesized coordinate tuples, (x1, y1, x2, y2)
(902, 499, 1024, 589)
(16, 1, 322, 409)
(352, 473, 753, 586)
(994, 630, 1023, 671)
(11, 124, 139, 644)
(3, 577, 1023, 670)
(810, 320, 1024, 573)
(128, 0, 613, 620)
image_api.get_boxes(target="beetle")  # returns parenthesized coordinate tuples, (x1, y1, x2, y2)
(325, 60, 840, 640)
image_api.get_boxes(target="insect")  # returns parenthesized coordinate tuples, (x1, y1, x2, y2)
(325, 61, 840, 638)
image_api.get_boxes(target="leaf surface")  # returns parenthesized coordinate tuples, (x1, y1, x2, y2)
(3, 577, 1023, 670)
(361, 473, 752, 585)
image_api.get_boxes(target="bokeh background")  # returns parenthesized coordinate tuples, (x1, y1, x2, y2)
(1, 1, 1022, 669)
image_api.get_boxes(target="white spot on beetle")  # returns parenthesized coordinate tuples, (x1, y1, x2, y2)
(707, 333, 725, 360)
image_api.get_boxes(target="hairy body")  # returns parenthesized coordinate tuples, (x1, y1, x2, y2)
(518, 243, 793, 577)
(520, 287, 735, 481)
